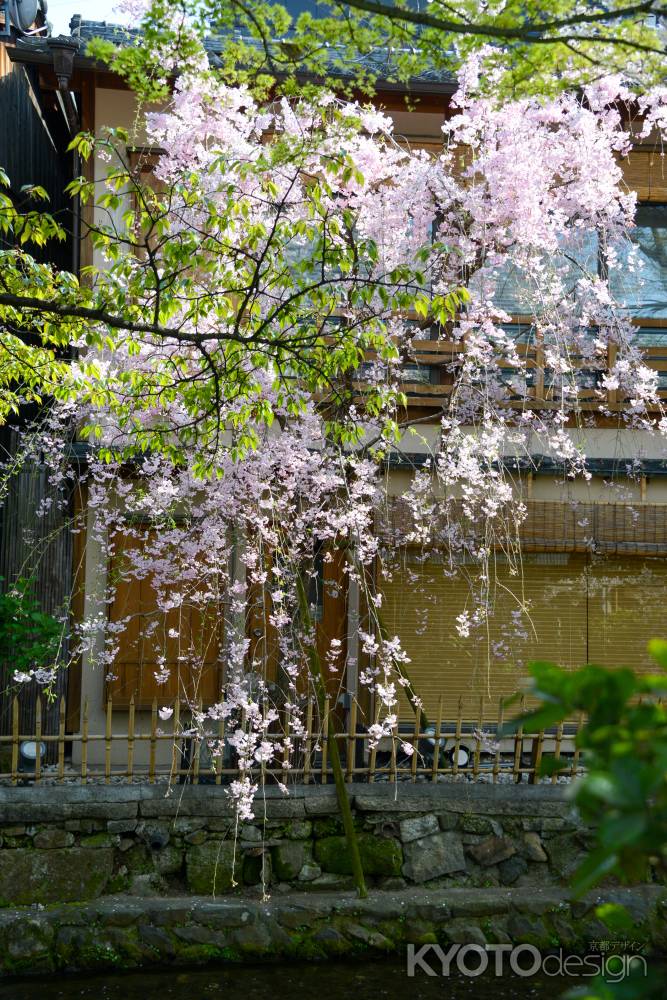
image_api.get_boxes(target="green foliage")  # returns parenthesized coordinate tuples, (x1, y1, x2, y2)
(506, 651, 667, 896)
(0, 168, 79, 422)
(91, 0, 667, 101)
(0, 577, 62, 683)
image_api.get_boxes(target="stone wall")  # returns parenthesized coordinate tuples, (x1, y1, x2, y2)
(0, 784, 597, 903)
(0, 784, 665, 976)
(1, 886, 666, 976)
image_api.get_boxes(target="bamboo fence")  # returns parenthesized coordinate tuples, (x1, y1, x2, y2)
(0, 693, 584, 786)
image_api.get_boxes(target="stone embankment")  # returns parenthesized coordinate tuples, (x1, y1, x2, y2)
(0, 784, 663, 974)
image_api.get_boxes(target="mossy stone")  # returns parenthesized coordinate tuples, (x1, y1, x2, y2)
(313, 817, 344, 838)
(284, 821, 312, 840)
(314, 834, 402, 877)
(272, 841, 306, 881)
(546, 832, 586, 881)
(80, 833, 115, 849)
(186, 841, 237, 894)
(0, 848, 113, 905)
(123, 844, 153, 875)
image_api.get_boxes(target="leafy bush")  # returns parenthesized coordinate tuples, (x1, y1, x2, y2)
(0, 577, 62, 686)
(512, 645, 667, 893)
(510, 646, 667, 999)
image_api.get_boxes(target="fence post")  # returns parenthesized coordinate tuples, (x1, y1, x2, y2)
(529, 730, 544, 785)
(10, 696, 19, 786)
(346, 699, 357, 783)
(411, 706, 421, 782)
(452, 697, 463, 777)
(282, 703, 291, 786)
(215, 710, 224, 786)
(570, 712, 584, 778)
(170, 699, 181, 783)
(58, 696, 66, 781)
(104, 697, 112, 784)
(127, 695, 135, 781)
(320, 695, 329, 784)
(303, 697, 313, 785)
(493, 698, 504, 784)
(35, 697, 42, 785)
(430, 696, 443, 783)
(513, 695, 525, 782)
(81, 699, 89, 782)
(368, 698, 381, 783)
(552, 721, 564, 784)
(473, 696, 483, 779)
(149, 698, 158, 783)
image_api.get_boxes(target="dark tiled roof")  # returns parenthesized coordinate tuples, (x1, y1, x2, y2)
(69, 15, 141, 47)
(68, 14, 456, 87)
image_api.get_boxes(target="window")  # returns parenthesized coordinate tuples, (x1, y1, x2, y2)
(609, 204, 667, 319)
(467, 205, 667, 321)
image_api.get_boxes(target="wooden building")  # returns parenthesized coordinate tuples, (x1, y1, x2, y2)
(5, 10, 667, 767)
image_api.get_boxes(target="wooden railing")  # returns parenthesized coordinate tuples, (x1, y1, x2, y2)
(0, 693, 584, 786)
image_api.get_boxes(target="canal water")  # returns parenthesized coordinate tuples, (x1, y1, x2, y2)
(0, 959, 660, 1000)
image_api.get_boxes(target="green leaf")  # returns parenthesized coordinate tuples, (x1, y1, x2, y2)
(595, 903, 635, 933)
(648, 639, 667, 671)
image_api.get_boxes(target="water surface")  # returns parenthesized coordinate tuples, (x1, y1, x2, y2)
(0, 958, 641, 999)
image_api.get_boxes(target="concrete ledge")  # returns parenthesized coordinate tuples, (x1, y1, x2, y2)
(0, 886, 664, 977)
(0, 782, 571, 824)
(353, 784, 569, 815)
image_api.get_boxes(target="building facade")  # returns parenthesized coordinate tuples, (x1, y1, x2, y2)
(5, 14, 667, 768)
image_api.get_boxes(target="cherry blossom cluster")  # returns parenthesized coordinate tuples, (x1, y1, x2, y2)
(8, 68, 667, 819)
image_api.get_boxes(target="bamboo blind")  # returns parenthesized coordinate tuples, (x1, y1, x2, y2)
(380, 539, 667, 722)
(381, 553, 588, 721)
(378, 498, 667, 555)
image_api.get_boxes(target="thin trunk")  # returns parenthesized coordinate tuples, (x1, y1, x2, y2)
(296, 572, 367, 899)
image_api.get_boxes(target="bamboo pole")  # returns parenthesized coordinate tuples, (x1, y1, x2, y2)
(81, 699, 88, 781)
(57, 697, 66, 781)
(303, 697, 313, 785)
(320, 695, 329, 784)
(297, 574, 367, 898)
(11, 697, 19, 786)
(368, 697, 381, 784)
(493, 699, 504, 784)
(346, 698, 357, 783)
(170, 699, 181, 782)
(410, 706, 420, 782)
(34, 698, 42, 785)
(430, 696, 443, 783)
(513, 695, 525, 782)
(104, 697, 112, 783)
(552, 721, 564, 785)
(149, 698, 158, 783)
(282, 703, 291, 786)
(452, 697, 463, 777)
(127, 695, 135, 780)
